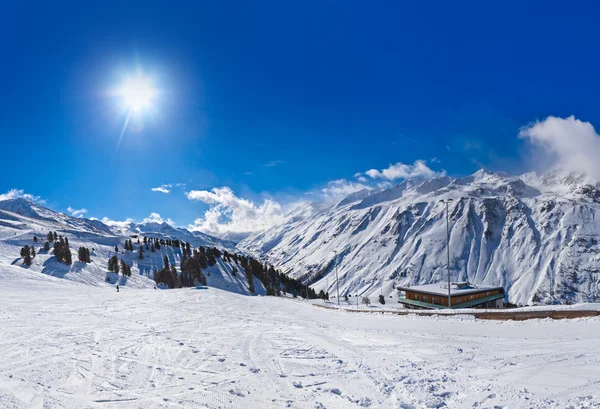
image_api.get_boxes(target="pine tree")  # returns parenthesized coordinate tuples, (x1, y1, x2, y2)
(246, 269, 255, 294)
(78, 247, 91, 263)
(33, 235, 38, 243)
(64, 249, 72, 265)
(53, 231, 58, 241)
(114, 245, 119, 252)
(138, 247, 144, 259)
(23, 250, 32, 266)
(44, 241, 50, 251)
(151, 243, 155, 252)
(31, 247, 36, 258)
(163, 255, 170, 270)
(120, 259, 131, 276)
(108, 255, 119, 273)
(379, 294, 386, 305)
(47, 232, 53, 242)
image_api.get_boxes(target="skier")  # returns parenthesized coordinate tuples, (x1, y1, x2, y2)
(116, 284, 119, 292)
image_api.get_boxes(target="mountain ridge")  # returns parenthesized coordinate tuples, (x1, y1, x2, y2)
(238, 168, 600, 305)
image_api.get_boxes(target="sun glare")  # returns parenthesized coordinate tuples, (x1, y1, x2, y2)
(119, 74, 156, 112)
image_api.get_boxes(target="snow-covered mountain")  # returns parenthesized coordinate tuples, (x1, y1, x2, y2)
(238, 169, 600, 305)
(0, 198, 255, 293)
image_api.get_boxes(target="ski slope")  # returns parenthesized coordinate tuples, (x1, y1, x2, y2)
(1, 272, 599, 409)
(0, 198, 261, 295)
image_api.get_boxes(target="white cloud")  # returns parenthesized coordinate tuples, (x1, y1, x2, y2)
(363, 160, 441, 181)
(319, 179, 369, 201)
(141, 212, 175, 225)
(67, 206, 88, 218)
(186, 187, 285, 236)
(100, 217, 135, 230)
(151, 184, 172, 194)
(519, 115, 600, 180)
(353, 172, 368, 183)
(0, 189, 45, 204)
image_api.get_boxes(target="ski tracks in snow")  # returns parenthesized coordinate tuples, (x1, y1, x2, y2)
(1, 280, 600, 408)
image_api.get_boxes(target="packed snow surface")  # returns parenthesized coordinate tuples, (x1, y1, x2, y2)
(1, 271, 600, 408)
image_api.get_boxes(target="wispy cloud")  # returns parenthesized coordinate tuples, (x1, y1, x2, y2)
(0, 189, 45, 204)
(151, 184, 172, 194)
(67, 206, 88, 218)
(264, 160, 284, 167)
(186, 187, 284, 237)
(519, 115, 600, 180)
(319, 179, 370, 201)
(362, 160, 442, 181)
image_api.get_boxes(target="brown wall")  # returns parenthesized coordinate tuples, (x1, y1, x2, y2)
(405, 289, 502, 307)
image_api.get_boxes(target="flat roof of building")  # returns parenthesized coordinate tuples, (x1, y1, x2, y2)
(397, 282, 504, 297)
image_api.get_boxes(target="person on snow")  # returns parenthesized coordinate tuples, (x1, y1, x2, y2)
(116, 285, 119, 292)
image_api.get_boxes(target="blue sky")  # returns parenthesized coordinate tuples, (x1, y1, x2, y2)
(1, 1, 600, 236)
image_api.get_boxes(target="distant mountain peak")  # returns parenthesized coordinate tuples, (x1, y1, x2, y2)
(239, 169, 600, 305)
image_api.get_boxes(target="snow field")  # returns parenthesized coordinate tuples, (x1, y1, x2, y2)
(1, 275, 600, 409)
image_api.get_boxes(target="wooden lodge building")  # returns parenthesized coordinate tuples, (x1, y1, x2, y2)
(397, 281, 505, 310)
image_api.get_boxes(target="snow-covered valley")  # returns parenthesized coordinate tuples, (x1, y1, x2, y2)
(1, 270, 600, 409)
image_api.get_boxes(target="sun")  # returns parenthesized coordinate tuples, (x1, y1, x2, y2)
(118, 74, 156, 113)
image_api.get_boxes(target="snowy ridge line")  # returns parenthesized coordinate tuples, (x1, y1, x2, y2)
(311, 303, 600, 320)
(239, 168, 600, 305)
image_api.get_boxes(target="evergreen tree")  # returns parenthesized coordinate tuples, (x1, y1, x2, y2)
(108, 255, 119, 273)
(44, 241, 50, 252)
(120, 259, 131, 276)
(246, 267, 255, 294)
(78, 247, 91, 263)
(47, 232, 53, 242)
(181, 257, 206, 286)
(33, 235, 38, 243)
(31, 247, 36, 258)
(64, 249, 72, 265)
(23, 250, 32, 266)
(170, 265, 181, 288)
(138, 247, 144, 259)
(151, 243, 155, 252)
(114, 245, 119, 252)
(379, 294, 386, 305)
(53, 231, 58, 241)
(163, 255, 170, 270)
(52, 237, 71, 264)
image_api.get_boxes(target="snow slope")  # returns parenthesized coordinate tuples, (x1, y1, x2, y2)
(1, 273, 599, 408)
(239, 169, 600, 306)
(0, 198, 255, 294)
